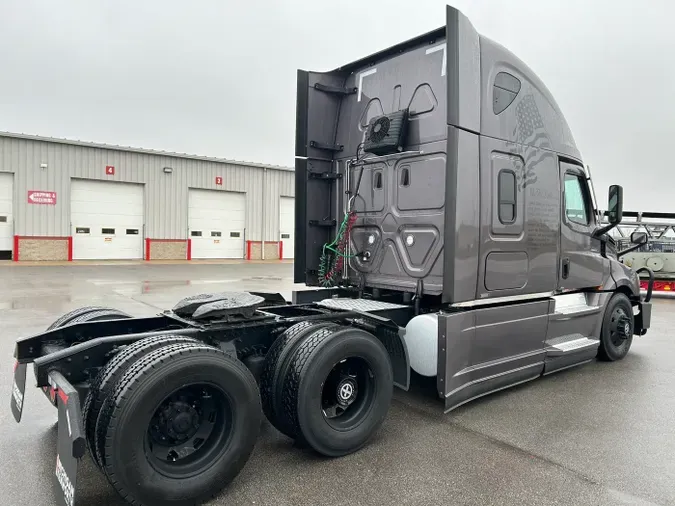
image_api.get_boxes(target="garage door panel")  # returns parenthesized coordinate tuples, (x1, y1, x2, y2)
(73, 203, 143, 214)
(73, 212, 142, 226)
(280, 196, 294, 259)
(71, 179, 144, 260)
(0, 173, 13, 252)
(189, 189, 245, 259)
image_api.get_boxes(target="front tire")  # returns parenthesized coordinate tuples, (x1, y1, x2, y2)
(99, 343, 262, 506)
(598, 293, 634, 362)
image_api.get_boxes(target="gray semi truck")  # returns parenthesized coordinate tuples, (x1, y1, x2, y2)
(9, 5, 654, 506)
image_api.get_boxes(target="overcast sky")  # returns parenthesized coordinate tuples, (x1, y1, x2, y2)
(0, 0, 673, 211)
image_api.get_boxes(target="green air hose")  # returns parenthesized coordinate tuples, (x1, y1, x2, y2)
(317, 161, 364, 287)
(318, 210, 358, 287)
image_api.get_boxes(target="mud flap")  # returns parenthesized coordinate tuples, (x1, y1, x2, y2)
(49, 371, 86, 506)
(635, 301, 652, 335)
(10, 361, 27, 423)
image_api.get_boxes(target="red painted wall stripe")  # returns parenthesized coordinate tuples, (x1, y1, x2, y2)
(145, 238, 151, 261)
(13, 235, 19, 261)
(279, 240, 284, 260)
(246, 240, 252, 260)
(187, 239, 192, 260)
(67, 237, 73, 261)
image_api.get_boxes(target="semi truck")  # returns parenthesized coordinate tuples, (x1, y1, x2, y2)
(9, 5, 654, 506)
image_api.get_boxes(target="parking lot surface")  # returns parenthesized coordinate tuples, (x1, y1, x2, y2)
(1, 261, 674, 506)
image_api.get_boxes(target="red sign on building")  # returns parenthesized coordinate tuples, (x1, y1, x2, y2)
(215, 176, 223, 185)
(105, 165, 115, 175)
(27, 191, 57, 205)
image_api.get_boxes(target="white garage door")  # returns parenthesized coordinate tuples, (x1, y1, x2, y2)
(0, 173, 13, 253)
(280, 196, 295, 259)
(189, 189, 245, 259)
(71, 179, 144, 260)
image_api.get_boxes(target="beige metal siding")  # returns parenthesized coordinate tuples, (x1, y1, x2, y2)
(0, 135, 293, 242)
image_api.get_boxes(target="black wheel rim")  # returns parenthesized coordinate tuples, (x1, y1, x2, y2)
(320, 356, 376, 431)
(609, 306, 632, 348)
(144, 383, 232, 479)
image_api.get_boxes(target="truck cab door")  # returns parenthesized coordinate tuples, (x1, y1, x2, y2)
(558, 162, 604, 290)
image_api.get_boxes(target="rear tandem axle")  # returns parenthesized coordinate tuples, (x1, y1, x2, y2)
(10, 289, 412, 506)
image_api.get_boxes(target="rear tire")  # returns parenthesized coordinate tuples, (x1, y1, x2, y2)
(598, 292, 634, 362)
(46, 306, 124, 330)
(68, 308, 132, 325)
(99, 343, 261, 506)
(84, 334, 199, 470)
(279, 326, 393, 457)
(259, 321, 336, 438)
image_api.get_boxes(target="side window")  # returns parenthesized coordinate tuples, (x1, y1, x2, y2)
(498, 170, 516, 224)
(490, 153, 524, 237)
(493, 72, 521, 114)
(564, 173, 590, 225)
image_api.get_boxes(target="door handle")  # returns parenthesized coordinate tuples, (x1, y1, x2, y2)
(562, 258, 570, 279)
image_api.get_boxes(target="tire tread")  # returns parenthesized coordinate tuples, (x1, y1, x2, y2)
(84, 334, 199, 469)
(279, 326, 339, 440)
(100, 343, 260, 506)
(46, 306, 111, 330)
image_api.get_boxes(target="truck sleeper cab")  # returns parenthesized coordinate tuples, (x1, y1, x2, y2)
(8, 5, 653, 506)
(294, 5, 652, 411)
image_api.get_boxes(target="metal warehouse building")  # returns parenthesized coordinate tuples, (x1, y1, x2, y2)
(0, 132, 295, 262)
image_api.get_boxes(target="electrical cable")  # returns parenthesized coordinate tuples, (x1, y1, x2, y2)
(318, 145, 364, 287)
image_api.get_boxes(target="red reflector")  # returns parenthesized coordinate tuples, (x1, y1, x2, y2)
(649, 280, 675, 292)
(57, 389, 68, 404)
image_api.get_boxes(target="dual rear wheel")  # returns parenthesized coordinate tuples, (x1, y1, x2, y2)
(260, 322, 394, 457)
(60, 307, 393, 505)
(83, 337, 261, 506)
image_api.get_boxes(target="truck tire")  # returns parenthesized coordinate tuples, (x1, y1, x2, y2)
(259, 321, 336, 437)
(46, 306, 117, 330)
(597, 292, 634, 362)
(99, 343, 261, 506)
(84, 334, 199, 470)
(279, 326, 393, 457)
(67, 308, 132, 325)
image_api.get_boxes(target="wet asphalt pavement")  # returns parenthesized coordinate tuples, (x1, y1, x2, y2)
(1, 261, 674, 506)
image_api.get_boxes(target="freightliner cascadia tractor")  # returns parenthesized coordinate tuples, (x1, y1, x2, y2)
(9, 5, 654, 506)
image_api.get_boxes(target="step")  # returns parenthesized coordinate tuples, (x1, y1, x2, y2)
(552, 293, 601, 318)
(545, 334, 599, 357)
(316, 298, 408, 312)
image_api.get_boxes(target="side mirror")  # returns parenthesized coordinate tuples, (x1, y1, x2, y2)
(593, 184, 624, 238)
(607, 185, 623, 224)
(618, 230, 649, 258)
(631, 231, 648, 245)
